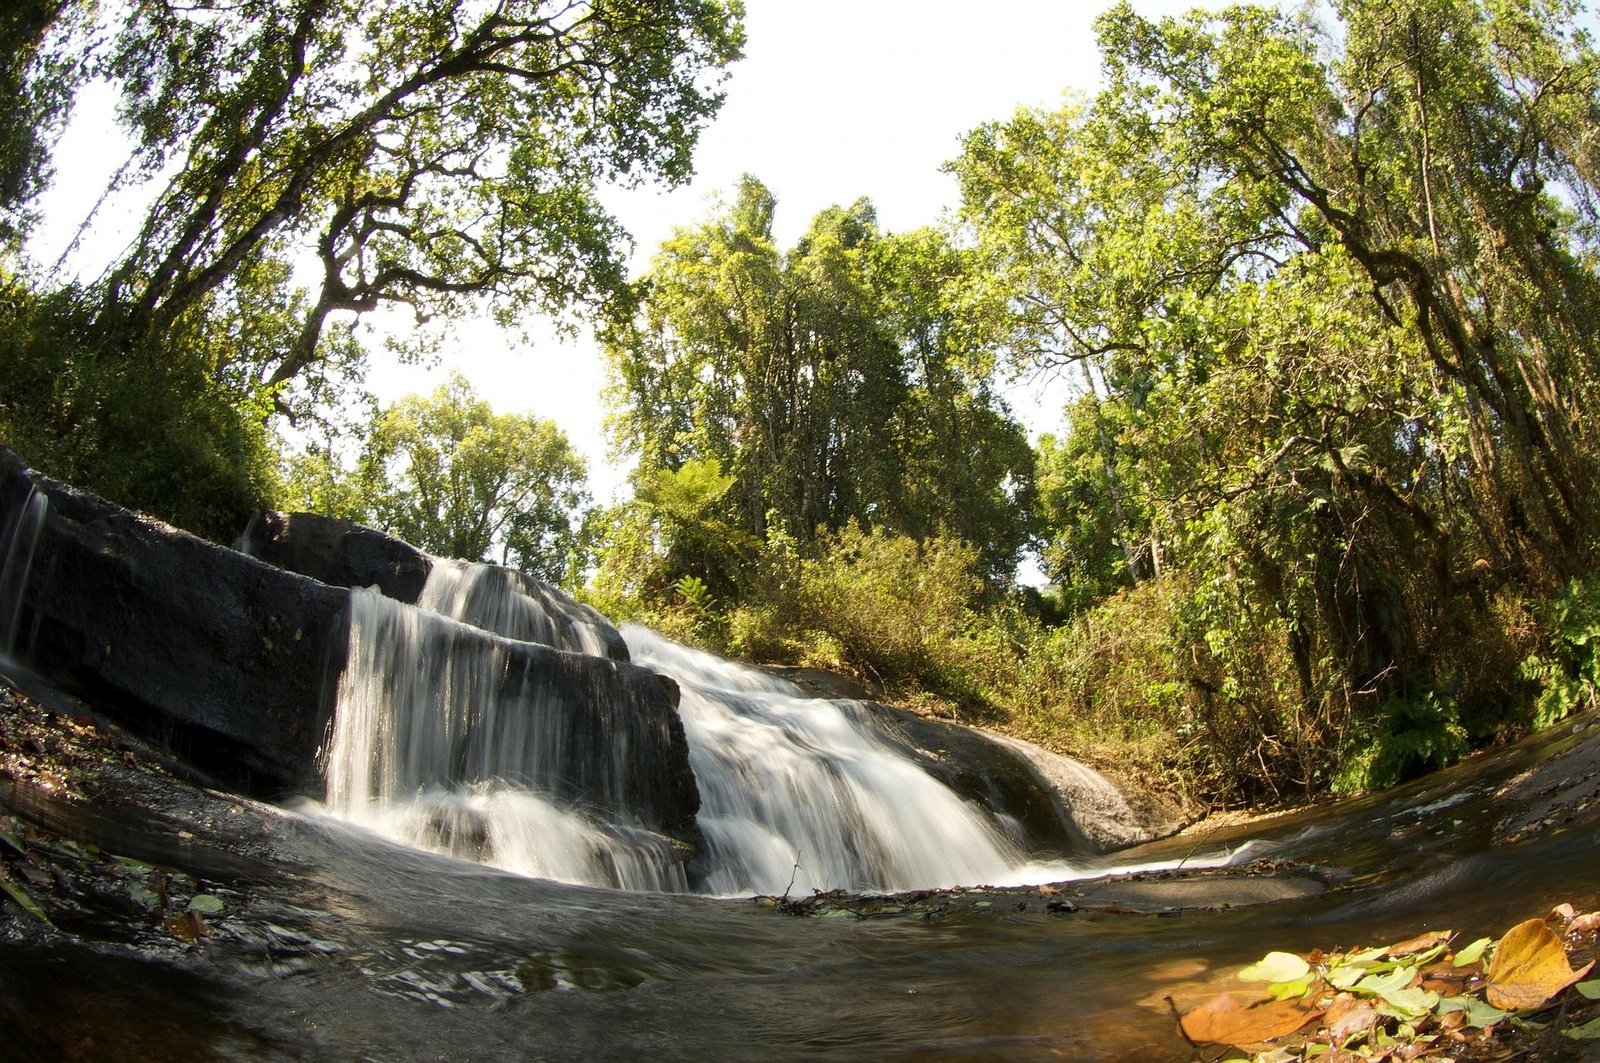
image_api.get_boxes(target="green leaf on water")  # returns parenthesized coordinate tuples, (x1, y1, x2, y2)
(1327, 964, 1364, 990)
(1353, 966, 1415, 998)
(1239, 951, 1311, 984)
(128, 883, 161, 908)
(1453, 937, 1491, 967)
(1438, 995, 1514, 1028)
(0, 869, 55, 928)
(1268, 976, 1313, 1001)
(187, 894, 225, 915)
(1378, 985, 1438, 1018)
(1576, 979, 1600, 1000)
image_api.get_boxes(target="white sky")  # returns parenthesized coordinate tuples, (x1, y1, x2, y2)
(30, 0, 1216, 503)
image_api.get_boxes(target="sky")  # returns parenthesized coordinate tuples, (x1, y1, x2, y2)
(30, 0, 1217, 503)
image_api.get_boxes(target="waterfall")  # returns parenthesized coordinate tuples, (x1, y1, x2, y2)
(323, 576, 690, 892)
(323, 558, 1211, 896)
(624, 627, 1030, 895)
(0, 486, 46, 659)
(416, 558, 619, 659)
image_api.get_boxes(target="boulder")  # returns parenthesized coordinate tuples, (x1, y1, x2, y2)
(1, 448, 348, 795)
(857, 701, 1182, 854)
(237, 510, 631, 662)
(0, 448, 699, 835)
(236, 510, 432, 603)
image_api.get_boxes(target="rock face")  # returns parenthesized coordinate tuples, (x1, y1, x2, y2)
(0, 448, 698, 836)
(859, 702, 1182, 854)
(238, 510, 631, 662)
(0, 448, 348, 795)
(236, 510, 433, 604)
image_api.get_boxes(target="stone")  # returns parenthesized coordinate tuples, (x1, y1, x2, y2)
(236, 510, 433, 603)
(236, 510, 631, 662)
(857, 701, 1182, 854)
(0, 447, 699, 836)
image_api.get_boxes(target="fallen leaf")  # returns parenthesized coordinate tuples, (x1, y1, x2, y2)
(0, 868, 54, 929)
(1571, 911, 1600, 934)
(1239, 951, 1312, 984)
(1388, 929, 1451, 957)
(1452, 937, 1491, 968)
(1552, 903, 1578, 923)
(1577, 979, 1600, 1000)
(1325, 1001, 1381, 1041)
(1485, 918, 1596, 1010)
(1179, 991, 1323, 1045)
(165, 909, 210, 945)
(186, 893, 225, 915)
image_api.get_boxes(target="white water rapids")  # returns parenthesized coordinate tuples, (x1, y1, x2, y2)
(319, 559, 1240, 895)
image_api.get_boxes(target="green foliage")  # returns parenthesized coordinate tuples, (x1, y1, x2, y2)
(941, 0, 1600, 801)
(1333, 691, 1470, 794)
(0, 275, 280, 539)
(18, 0, 744, 421)
(603, 176, 1035, 581)
(789, 524, 990, 702)
(1519, 574, 1600, 728)
(290, 374, 592, 583)
(0, 0, 82, 252)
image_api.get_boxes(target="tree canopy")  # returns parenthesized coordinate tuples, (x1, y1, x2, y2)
(603, 175, 1036, 581)
(13, 0, 745, 412)
(288, 374, 590, 583)
(949, 0, 1600, 793)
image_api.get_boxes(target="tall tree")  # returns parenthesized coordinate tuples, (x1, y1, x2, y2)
(20, 0, 743, 416)
(952, 0, 1600, 793)
(604, 176, 1035, 579)
(289, 374, 591, 582)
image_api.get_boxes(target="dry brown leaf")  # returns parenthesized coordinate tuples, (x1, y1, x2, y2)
(1179, 991, 1322, 1045)
(1570, 910, 1600, 935)
(1552, 902, 1577, 923)
(1419, 960, 1473, 994)
(1484, 917, 1595, 1010)
(1388, 929, 1451, 957)
(164, 909, 210, 945)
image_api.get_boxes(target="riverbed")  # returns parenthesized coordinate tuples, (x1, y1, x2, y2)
(3, 677, 1597, 1061)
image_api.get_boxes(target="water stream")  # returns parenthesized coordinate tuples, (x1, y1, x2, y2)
(5, 515, 1600, 1058)
(320, 560, 1208, 896)
(0, 485, 45, 658)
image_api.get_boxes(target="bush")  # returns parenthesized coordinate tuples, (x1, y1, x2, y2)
(1518, 574, 1600, 729)
(0, 279, 280, 540)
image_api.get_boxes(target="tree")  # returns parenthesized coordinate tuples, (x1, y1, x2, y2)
(0, 0, 741, 538)
(951, 0, 1600, 796)
(55, 0, 745, 413)
(0, 0, 80, 253)
(603, 175, 1035, 580)
(290, 374, 592, 583)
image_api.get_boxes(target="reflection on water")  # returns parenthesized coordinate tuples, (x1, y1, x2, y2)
(4, 704, 1597, 1060)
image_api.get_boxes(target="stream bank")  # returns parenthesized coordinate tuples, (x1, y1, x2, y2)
(5, 674, 1600, 1060)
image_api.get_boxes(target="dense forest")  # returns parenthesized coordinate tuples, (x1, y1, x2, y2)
(3, 0, 1599, 810)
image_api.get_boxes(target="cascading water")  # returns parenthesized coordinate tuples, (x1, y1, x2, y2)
(324, 576, 691, 892)
(323, 557, 1223, 896)
(624, 626, 1031, 895)
(0, 486, 46, 659)
(417, 558, 619, 659)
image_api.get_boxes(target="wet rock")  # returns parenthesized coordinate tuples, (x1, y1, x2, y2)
(237, 509, 630, 662)
(1, 447, 348, 795)
(236, 510, 432, 604)
(0, 447, 698, 833)
(857, 702, 1182, 855)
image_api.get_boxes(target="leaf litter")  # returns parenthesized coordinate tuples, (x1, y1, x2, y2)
(1173, 901, 1600, 1060)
